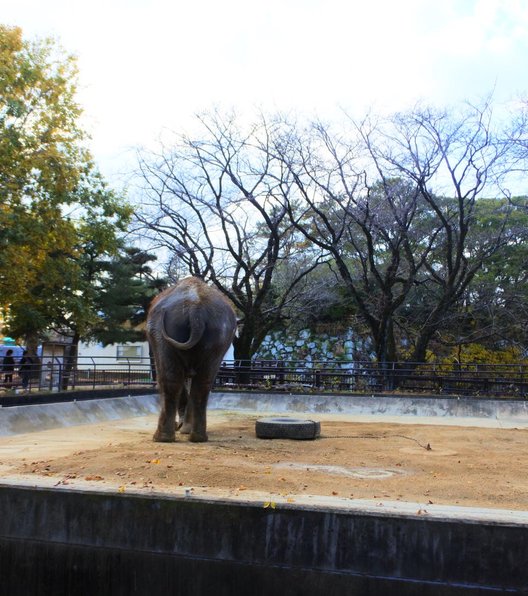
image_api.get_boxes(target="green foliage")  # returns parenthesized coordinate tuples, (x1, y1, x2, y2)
(413, 197, 528, 356)
(2, 184, 134, 342)
(0, 26, 148, 347)
(89, 247, 166, 346)
(440, 344, 526, 367)
(0, 25, 84, 208)
(1, 25, 86, 312)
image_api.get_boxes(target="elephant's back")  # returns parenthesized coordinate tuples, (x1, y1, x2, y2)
(147, 277, 236, 350)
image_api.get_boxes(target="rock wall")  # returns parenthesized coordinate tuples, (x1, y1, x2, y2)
(254, 328, 370, 365)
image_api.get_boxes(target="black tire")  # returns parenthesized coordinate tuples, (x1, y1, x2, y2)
(255, 417, 321, 440)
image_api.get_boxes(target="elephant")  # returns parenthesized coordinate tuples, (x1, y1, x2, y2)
(146, 277, 237, 443)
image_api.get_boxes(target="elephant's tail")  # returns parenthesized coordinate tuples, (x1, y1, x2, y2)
(160, 308, 205, 351)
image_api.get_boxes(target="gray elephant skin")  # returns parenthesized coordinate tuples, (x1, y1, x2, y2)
(146, 277, 237, 443)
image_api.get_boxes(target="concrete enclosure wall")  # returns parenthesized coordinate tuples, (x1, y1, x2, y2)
(0, 393, 160, 436)
(1, 394, 527, 593)
(0, 391, 527, 437)
(0, 485, 526, 595)
(209, 392, 528, 422)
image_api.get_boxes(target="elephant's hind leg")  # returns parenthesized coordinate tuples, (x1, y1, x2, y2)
(187, 378, 212, 443)
(153, 377, 182, 442)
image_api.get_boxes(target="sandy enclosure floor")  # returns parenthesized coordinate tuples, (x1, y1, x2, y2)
(0, 411, 527, 512)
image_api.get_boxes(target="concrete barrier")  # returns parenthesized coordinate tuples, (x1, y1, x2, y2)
(209, 391, 528, 420)
(0, 394, 159, 436)
(1, 391, 527, 436)
(0, 484, 526, 595)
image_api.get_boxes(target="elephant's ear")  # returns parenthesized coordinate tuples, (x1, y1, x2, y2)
(161, 309, 206, 350)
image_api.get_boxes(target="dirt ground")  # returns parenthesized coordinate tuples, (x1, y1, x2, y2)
(1, 412, 527, 511)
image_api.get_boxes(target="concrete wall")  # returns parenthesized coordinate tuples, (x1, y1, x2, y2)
(0, 484, 526, 595)
(208, 392, 528, 423)
(0, 394, 159, 436)
(1, 391, 527, 437)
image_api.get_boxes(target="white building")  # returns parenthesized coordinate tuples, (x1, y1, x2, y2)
(77, 341, 150, 369)
(77, 341, 234, 369)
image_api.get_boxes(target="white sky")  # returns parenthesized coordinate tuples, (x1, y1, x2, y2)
(3, 0, 528, 186)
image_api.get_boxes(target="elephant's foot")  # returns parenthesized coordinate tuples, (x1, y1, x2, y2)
(153, 429, 176, 442)
(189, 431, 208, 443)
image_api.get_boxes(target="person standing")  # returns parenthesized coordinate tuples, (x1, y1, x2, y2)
(2, 349, 15, 388)
(18, 350, 33, 391)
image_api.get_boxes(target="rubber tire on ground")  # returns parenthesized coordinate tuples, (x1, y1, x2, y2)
(255, 417, 321, 440)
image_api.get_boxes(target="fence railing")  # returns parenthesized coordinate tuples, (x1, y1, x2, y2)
(0, 355, 155, 394)
(217, 360, 528, 397)
(1, 356, 527, 398)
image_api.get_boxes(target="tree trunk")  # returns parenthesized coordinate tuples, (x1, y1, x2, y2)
(232, 333, 254, 387)
(24, 333, 39, 355)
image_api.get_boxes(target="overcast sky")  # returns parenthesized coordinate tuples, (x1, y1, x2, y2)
(3, 0, 528, 185)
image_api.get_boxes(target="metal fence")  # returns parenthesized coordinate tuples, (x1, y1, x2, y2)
(217, 360, 528, 397)
(0, 356, 155, 394)
(1, 356, 528, 398)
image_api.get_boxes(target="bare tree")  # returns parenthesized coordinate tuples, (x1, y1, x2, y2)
(375, 101, 525, 362)
(135, 102, 527, 366)
(273, 119, 434, 365)
(134, 111, 324, 362)
(422, 197, 528, 356)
